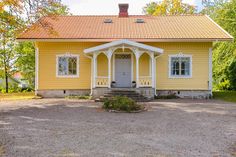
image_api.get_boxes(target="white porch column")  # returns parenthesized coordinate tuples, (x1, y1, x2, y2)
(151, 53, 155, 88)
(105, 49, 113, 88)
(93, 53, 98, 88)
(134, 48, 142, 88)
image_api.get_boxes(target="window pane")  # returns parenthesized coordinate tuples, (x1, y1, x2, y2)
(58, 57, 68, 75)
(68, 57, 77, 75)
(170, 56, 191, 77)
(181, 57, 190, 76)
(181, 62, 185, 75)
(171, 57, 180, 76)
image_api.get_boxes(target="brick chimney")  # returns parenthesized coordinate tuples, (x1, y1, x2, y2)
(119, 4, 129, 17)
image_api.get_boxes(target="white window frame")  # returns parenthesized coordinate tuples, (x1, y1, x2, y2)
(168, 53, 192, 78)
(56, 53, 79, 78)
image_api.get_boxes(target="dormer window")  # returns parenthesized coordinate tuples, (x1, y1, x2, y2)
(104, 19, 112, 23)
(136, 19, 145, 23)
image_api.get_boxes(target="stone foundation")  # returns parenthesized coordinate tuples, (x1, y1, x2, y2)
(156, 90, 212, 99)
(36, 89, 212, 99)
(36, 89, 90, 98)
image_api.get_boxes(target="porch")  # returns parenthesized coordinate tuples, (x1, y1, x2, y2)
(84, 39, 163, 98)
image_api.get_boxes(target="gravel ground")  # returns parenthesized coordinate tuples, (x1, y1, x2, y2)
(0, 98, 236, 157)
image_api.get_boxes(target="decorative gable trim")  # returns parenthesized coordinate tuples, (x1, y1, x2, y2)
(84, 39, 164, 54)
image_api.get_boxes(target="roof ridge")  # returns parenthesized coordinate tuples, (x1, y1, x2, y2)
(46, 14, 205, 17)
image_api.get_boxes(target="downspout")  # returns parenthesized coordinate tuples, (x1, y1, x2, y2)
(34, 42, 39, 96)
(154, 54, 163, 96)
(84, 54, 93, 96)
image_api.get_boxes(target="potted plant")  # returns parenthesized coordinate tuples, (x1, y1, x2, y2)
(132, 81, 136, 88)
(111, 81, 116, 88)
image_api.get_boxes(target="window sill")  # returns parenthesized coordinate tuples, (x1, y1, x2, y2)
(169, 76, 192, 79)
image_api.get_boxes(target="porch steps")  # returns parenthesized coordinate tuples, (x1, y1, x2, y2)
(96, 90, 150, 102)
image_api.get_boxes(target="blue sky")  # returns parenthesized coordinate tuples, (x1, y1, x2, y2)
(61, 0, 203, 15)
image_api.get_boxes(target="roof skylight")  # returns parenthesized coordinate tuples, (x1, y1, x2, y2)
(136, 19, 145, 23)
(104, 19, 113, 23)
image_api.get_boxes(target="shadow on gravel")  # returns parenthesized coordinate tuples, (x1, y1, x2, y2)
(0, 99, 235, 157)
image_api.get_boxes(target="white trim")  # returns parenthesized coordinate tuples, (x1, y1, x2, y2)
(56, 53, 80, 78)
(105, 49, 113, 88)
(205, 15, 234, 40)
(112, 53, 115, 81)
(168, 53, 192, 79)
(95, 76, 109, 87)
(131, 53, 134, 82)
(149, 57, 152, 76)
(35, 47, 39, 91)
(134, 48, 141, 88)
(151, 53, 155, 88)
(93, 53, 98, 88)
(84, 39, 163, 54)
(208, 48, 213, 94)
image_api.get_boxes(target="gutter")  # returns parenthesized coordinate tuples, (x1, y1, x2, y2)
(84, 54, 93, 96)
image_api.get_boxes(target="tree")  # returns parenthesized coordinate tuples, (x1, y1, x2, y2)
(15, 42, 35, 88)
(143, 0, 196, 15)
(0, 0, 70, 93)
(209, 0, 236, 90)
(0, 9, 20, 93)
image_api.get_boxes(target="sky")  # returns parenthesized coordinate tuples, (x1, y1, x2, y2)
(61, 0, 203, 15)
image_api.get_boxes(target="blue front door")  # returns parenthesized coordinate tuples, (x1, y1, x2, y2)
(115, 54, 131, 87)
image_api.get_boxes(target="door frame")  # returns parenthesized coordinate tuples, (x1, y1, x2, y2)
(112, 52, 134, 85)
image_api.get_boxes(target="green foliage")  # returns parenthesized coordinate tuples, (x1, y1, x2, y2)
(15, 42, 35, 88)
(143, 0, 196, 15)
(213, 91, 236, 103)
(208, 0, 236, 90)
(0, 82, 21, 93)
(65, 95, 91, 100)
(103, 96, 143, 112)
(227, 60, 236, 89)
(0, 0, 71, 93)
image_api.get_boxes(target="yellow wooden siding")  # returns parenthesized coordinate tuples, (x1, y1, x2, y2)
(97, 53, 108, 76)
(37, 42, 212, 90)
(149, 42, 212, 90)
(37, 42, 102, 90)
(139, 53, 150, 76)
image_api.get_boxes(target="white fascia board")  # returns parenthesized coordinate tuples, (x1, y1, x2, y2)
(84, 39, 164, 54)
(205, 15, 234, 40)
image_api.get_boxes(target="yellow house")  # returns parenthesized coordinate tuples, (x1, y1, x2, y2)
(17, 4, 233, 99)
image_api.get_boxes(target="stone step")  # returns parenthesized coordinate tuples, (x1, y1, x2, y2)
(97, 90, 150, 102)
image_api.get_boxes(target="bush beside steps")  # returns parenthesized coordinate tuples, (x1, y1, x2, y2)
(102, 96, 146, 113)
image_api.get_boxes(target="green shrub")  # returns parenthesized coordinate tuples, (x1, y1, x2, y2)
(65, 95, 91, 100)
(103, 96, 143, 112)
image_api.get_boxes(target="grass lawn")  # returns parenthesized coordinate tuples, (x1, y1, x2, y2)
(213, 91, 236, 103)
(0, 92, 38, 101)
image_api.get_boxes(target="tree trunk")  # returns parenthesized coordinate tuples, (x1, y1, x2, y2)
(4, 67, 8, 93)
(3, 34, 8, 93)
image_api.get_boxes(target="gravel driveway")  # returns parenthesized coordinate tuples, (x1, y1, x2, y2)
(0, 99, 235, 157)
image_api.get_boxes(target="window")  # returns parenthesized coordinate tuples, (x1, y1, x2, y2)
(169, 54, 192, 78)
(56, 54, 79, 77)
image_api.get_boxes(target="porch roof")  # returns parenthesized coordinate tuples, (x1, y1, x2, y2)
(84, 39, 164, 54)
